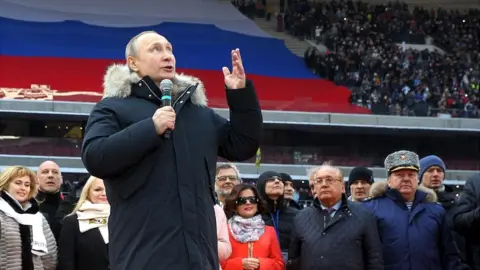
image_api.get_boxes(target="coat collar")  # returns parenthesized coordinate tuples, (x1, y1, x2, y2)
(369, 181, 438, 203)
(313, 193, 350, 211)
(102, 64, 208, 107)
(1, 191, 39, 214)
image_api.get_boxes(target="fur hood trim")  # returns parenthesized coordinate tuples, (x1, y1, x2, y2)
(369, 181, 437, 203)
(102, 64, 208, 107)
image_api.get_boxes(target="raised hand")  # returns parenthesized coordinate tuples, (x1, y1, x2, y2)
(222, 48, 246, 89)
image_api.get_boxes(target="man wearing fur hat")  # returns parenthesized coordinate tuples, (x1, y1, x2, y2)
(81, 31, 262, 270)
(363, 150, 462, 270)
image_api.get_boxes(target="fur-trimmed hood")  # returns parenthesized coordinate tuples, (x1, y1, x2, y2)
(102, 64, 208, 107)
(369, 181, 438, 203)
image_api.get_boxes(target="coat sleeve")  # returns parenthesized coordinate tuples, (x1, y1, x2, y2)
(57, 215, 78, 270)
(439, 208, 463, 270)
(215, 205, 232, 263)
(82, 101, 162, 178)
(259, 228, 285, 270)
(41, 215, 58, 270)
(362, 209, 384, 270)
(286, 215, 301, 270)
(453, 174, 480, 240)
(213, 80, 263, 161)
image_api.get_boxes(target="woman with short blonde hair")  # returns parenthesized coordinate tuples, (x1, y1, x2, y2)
(0, 165, 58, 270)
(58, 176, 110, 270)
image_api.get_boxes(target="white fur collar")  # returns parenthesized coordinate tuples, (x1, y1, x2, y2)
(369, 181, 438, 203)
(102, 64, 208, 107)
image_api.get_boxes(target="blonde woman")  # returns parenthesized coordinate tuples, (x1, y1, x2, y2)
(58, 176, 110, 270)
(0, 165, 58, 270)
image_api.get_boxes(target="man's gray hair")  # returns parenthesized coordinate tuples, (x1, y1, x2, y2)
(125, 30, 158, 60)
(306, 161, 343, 182)
(215, 163, 242, 182)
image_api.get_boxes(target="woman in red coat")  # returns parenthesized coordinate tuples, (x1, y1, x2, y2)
(221, 184, 284, 270)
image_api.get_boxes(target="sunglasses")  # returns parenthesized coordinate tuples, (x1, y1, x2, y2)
(236, 196, 258, 206)
(266, 176, 282, 182)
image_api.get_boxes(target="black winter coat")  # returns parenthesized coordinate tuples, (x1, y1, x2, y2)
(436, 187, 470, 269)
(287, 196, 383, 270)
(81, 65, 262, 270)
(58, 214, 109, 270)
(36, 191, 63, 239)
(454, 173, 480, 270)
(256, 174, 299, 252)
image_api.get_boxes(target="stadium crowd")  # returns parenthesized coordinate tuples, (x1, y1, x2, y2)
(300, 1, 479, 117)
(242, 0, 480, 118)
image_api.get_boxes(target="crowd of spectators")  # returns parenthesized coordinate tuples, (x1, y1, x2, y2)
(295, 0, 480, 118)
(235, 0, 480, 118)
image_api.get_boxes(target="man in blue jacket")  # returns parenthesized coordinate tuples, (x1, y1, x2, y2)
(363, 150, 462, 270)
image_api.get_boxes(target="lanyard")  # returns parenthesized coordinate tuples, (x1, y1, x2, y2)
(270, 211, 280, 239)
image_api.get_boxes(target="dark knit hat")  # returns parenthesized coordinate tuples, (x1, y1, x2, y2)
(348, 167, 374, 186)
(419, 155, 446, 182)
(279, 172, 293, 183)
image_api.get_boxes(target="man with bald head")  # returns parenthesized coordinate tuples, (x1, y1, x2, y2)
(82, 31, 262, 270)
(36, 161, 63, 235)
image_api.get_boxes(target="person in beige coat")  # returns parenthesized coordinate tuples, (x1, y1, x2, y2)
(0, 166, 57, 270)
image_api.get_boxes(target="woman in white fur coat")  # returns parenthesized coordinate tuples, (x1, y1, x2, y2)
(58, 176, 110, 270)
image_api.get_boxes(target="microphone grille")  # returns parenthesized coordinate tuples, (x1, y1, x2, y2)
(160, 79, 174, 91)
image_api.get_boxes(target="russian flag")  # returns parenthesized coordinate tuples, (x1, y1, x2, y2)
(0, 0, 368, 113)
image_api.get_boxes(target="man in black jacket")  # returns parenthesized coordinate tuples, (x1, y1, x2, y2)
(36, 160, 64, 239)
(256, 171, 299, 260)
(453, 173, 480, 270)
(81, 31, 262, 270)
(419, 155, 469, 269)
(287, 164, 383, 270)
(280, 172, 302, 210)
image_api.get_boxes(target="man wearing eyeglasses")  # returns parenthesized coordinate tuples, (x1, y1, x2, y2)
(256, 171, 299, 262)
(215, 164, 242, 206)
(287, 163, 382, 270)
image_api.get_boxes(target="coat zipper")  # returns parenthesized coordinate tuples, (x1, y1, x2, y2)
(142, 80, 192, 109)
(172, 85, 191, 108)
(143, 79, 162, 102)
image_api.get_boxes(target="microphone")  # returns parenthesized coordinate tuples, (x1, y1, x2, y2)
(160, 79, 173, 139)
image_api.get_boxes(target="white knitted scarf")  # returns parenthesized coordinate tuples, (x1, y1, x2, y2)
(77, 201, 110, 243)
(0, 196, 48, 256)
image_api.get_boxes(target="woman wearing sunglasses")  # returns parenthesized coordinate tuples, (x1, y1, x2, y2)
(221, 184, 284, 270)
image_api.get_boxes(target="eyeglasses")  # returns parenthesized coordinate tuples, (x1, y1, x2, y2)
(236, 196, 258, 206)
(216, 175, 238, 182)
(312, 177, 342, 186)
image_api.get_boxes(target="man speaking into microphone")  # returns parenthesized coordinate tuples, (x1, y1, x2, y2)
(81, 31, 262, 270)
